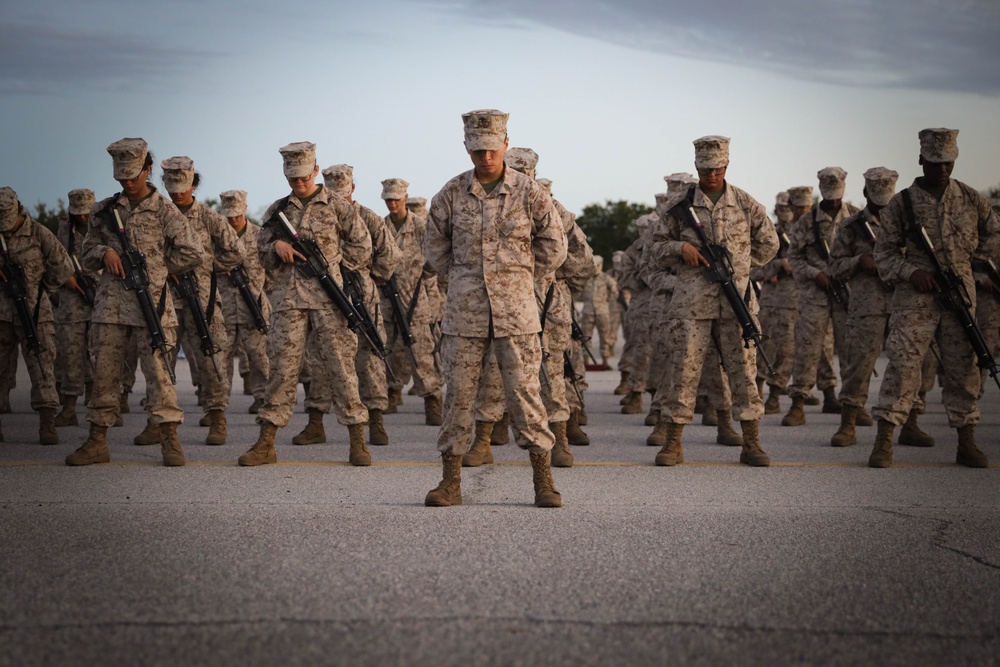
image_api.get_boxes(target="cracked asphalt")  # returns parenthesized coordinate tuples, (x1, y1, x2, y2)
(1, 355, 998, 666)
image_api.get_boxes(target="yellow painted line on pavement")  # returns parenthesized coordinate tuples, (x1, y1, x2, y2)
(0, 460, 994, 468)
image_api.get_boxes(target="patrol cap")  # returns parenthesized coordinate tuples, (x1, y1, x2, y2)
(817, 166, 848, 200)
(654, 192, 670, 207)
(919, 128, 959, 163)
(665, 172, 697, 198)
(322, 164, 353, 198)
(775, 191, 790, 207)
(593, 255, 604, 270)
(635, 212, 656, 230)
(862, 167, 899, 207)
(279, 141, 317, 179)
(504, 147, 538, 180)
(380, 178, 409, 200)
(787, 185, 814, 208)
(219, 190, 248, 217)
(405, 196, 427, 211)
(107, 137, 148, 180)
(160, 156, 195, 194)
(68, 188, 96, 215)
(536, 178, 553, 194)
(693, 136, 730, 169)
(462, 109, 508, 151)
(0, 187, 20, 232)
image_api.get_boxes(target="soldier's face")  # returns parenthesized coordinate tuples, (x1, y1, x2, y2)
(467, 138, 508, 182)
(920, 157, 954, 187)
(385, 197, 407, 218)
(288, 165, 320, 198)
(697, 164, 727, 192)
(118, 165, 151, 199)
(227, 215, 247, 232)
(169, 187, 195, 207)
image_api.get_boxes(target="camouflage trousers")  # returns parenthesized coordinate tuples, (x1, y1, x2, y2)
(259, 308, 366, 428)
(223, 322, 269, 402)
(385, 318, 441, 398)
(355, 311, 389, 412)
(624, 310, 654, 393)
(697, 348, 732, 411)
(88, 323, 182, 428)
(475, 323, 571, 424)
(837, 313, 888, 407)
(54, 320, 93, 397)
(439, 334, 554, 455)
(756, 307, 796, 391)
(662, 317, 763, 424)
(581, 307, 614, 361)
(618, 292, 651, 376)
(873, 304, 980, 428)
(977, 289, 1000, 397)
(0, 343, 17, 396)
(564, 339, 587, 412)
(788, 300, 847, 399)
(170, 305, 230, 412)
(0, 319, 58, 411)
(120, 333, 139, 395)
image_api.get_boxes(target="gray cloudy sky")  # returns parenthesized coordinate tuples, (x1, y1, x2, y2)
(1, 0, 998, 220)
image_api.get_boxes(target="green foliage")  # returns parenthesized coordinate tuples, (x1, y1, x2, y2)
(985, 184, 1000, 199)
(32, 200, 66, 234)
(576, 200, 653, 270)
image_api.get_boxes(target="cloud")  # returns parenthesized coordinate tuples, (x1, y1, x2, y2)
(410, 0, 1000, 95)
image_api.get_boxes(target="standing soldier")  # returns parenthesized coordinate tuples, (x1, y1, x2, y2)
(580, 255, 617, 369)
(647, 136, 778, 466)
(618, 213, 656, 415)
(66, 138, 203, 465)
(380, 177, 444, 425)
(423, 109, 567, 507)
(215, 190, 271, 414)
(238, 142, 374, 467)
(53, 188, 98, 427)
(869, 128, 999, 468)
(782, 168, 858, 426)
(0, 187, 75, 445)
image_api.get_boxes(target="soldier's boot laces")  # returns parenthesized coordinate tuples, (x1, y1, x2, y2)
(425, 453, 462, 506)
(424, 394, 443, 426)
(348, 423, 371, 466)
(822, 387, 842, 414)
(654, 422, 684, 466)
(54, 395, 78, 427)
(491, 413, 510, 446)
(549, 421, 574, 468)
(133, 418, 161, 446)
(39, 408, 59, 445)
(868, 419, 895, 468)
(831, 405, 858, 447)
(205, 410, 227, 446)
(462, 421, 494, 467)
(239, 422, 278, 466)
(739, 420, 770, 466)
(956, 424, 989, 468)
(566, 409, 590, 446)
(898, 408, 935, 447)
(65, 424, 110, 466)
(368, 408, 389, 446)
(292, 409, 326, 445)
(529, 450, 562, 508)
(716, 410, 744, 446)
(159, 422, 185, 467)
(781, 396, 806, 427)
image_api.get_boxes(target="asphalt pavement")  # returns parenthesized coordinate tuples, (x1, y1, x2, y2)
(1, 352, 998, 667)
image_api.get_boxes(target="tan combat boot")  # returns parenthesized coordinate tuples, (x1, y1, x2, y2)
(248, 397, 262, 414)
(368, 408, 389, 446)
(654, 422, 684, 466)
(463, 420, 494, 467)
(424, 393, 443, 426)
(868, 419, 895, 468)
(566, 409, 590, 446)
(425, 453, 462, 506)
(621, 391, 643, 415)
(956, 424, 989, 468)
(239, 422, 278, 466)
(133, 418, 160, 446)
(856, 406, 874, 427)
(646, 415, 669, 447)
(577, 408, 588, 426)
(613, 371, 630, 396)
(385, 386, 402, 414)
(831, 405, 859, 447)
(348, 423, 371, 466)
(739, 420, 770, 467)
(205, 410, 227, 446)
(529, 450, 562, 508)
(491, 413, 510, 446)
(292, 408, 326, 445)
(701, 401, 718, 426)
(716, 410, 743, 446)
(781, 396, 806, 427)
(198, 413, 212, 427)
(898, 408, 935, 447)
(39, 408, 58, 445)
(764, 388, 781, 415)
(159, 422, 185, 467)
(65, 424, 110, 466)
(644, 406, 660, 427)
(549, 421, 574, 468)
(54, 395, 78, 427)
(119, 390, 130, 414)
(822, 387, 842, 414)
(804, 392, 821, 406)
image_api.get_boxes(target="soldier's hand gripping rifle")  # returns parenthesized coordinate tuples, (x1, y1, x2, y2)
(853, 216, 893, 292)
(342, 267, 395, 382)
(171, 270, 223, 381)
(811, 214, 851, 307)
(272, 211, 383, 356)
(110, 209, 175, 384)
(0, 234, 41, 354)
(229, 264, 268, 332)
(674, 195, 776, 376)
(902, 192, 1000, 390)
(69, 254, 97, 306)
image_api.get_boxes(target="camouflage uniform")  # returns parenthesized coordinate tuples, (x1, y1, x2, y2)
(619, 221, 656, 406)
(53, 217, 95, 400)
(750, 202, 797, 398)
(580, 265, 617, 363)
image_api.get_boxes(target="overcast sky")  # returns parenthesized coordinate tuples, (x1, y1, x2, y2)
(1, 0, 998, 221)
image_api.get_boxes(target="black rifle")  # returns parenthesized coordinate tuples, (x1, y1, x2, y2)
(229, 264, 268, 332)
(0, 234, 41, 354)
(103, 207, 175, 384)
(342, 268, 394, 381)
(66, 227, 97, 306)
(902, 190, 1000, 391)
(269, 211, 383, 356)
(852, 214, 893, 292)
(570, 306, 600, 367)
(673, 192, 776, 376)
(171, 271, 222, 380)
(380, 275, 415, 349)
(811, 211, 850, 307)
(563, 350, 585, 405)
(538, 282, 555, 388)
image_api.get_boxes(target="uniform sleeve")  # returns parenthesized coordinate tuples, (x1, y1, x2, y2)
(81, 201, 116, 273)
(874, 196, 914, 284)
(258, 204, 281, 272)
(368, 212, 401, 286)
(828, 219, 863, 281)
(747, 199, 779, 268)
(556, 223, 596, 292)
(207, 208, 245, 273)
(163, 203, 205, 275)
(338, 203, 373, 272)
(37, 224, 74, 291)
(529, 186, 568, 279)
(424, 189, 453, 277)
(787, 213, 821, 281)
